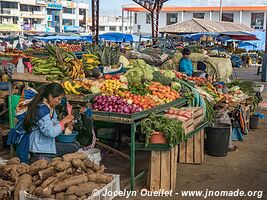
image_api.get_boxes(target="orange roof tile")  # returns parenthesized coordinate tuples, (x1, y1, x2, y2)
(122, 5, 267, 12)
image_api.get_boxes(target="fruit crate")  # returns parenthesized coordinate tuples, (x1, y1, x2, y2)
(19, 174, 120, 200)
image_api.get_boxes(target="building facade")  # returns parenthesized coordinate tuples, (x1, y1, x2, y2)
(0, 0, 90, 33)
(0, 0, 132, 33)
(122, 5, 267, 35)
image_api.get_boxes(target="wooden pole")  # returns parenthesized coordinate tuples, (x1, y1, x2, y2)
(262, 11, 267, 82)
(219, 0, 223, 21)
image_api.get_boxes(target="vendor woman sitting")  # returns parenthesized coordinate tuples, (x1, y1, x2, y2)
(12, 83, 78, 163)
(178, 48, 193, 76)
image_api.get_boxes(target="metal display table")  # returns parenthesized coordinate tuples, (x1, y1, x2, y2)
(92, 98, 188, 190)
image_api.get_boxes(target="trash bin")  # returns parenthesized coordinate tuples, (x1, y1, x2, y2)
(249, 115, 259, 129)
(205, 123, 231, 157)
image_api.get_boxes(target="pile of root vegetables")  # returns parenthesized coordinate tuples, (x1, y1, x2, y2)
(0, 152, 114, 200)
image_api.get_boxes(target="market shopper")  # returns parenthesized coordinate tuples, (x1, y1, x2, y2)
(178, 48, 193, 76)
(11, 83, 76, 163)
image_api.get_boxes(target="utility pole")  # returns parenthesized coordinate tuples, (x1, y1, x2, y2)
(219, 0, 223, 21)
(262, 12, 267, 82)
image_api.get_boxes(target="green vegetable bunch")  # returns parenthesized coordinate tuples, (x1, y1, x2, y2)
(128, 83, 150, 96)
(141, 113, 185, 147)
(153, 71, 172, 86)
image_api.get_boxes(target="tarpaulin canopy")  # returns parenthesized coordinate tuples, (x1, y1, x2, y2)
(99, 32, 133, 42)
(36, 35, 92, 42)
(220, 32, 258, 41)
(159, 18, 255, 34)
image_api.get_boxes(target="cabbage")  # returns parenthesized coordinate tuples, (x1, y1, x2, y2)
(171, 82, 181, 92)
(163, 70, 176, 80)
(91, 85, 101, 93)
(125, 59, 154, 83)
(119, 75, 128, 83)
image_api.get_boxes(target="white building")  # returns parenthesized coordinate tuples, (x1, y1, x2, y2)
(122, 5, 267, 35)
(0, 0, 20, 29)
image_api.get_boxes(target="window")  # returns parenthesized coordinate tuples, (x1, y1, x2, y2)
(119, 26, 122, 31)
(33, 6, 41, 12)
(166, 13, 177, 25)
(62, 19, 75, 25)
(48, 21, 52, 27)
(47, 9, 52, 15)
(20, 5, 28, 11)
(222, 13, 234, 22)
(109, 26, 116, 31)
(193, 13, 205, 19)
(134, 13, 137, 24)
(146, 13, 151, 24)
(63, 8, 75, 14)
(79, 8, 86, 15)
(1, 2, 18, 9)
(251, 13, 264, 29)
(99, 26, 105, 31)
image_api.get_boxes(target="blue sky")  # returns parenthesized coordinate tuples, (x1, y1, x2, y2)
(90, 0, 266, 15)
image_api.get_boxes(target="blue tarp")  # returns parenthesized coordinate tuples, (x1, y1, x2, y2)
(99, 32, 133, 42)
(36, 35, 92, 42)
(239, 31, 265, 51)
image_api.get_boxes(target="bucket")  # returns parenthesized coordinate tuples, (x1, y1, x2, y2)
(149, 131, 167, 144)
(250, 115, 259, 129)
(80, 148, 102, 165)
(205, 123, 231, 157)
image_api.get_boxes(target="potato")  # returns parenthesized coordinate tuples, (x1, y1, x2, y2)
(65, 195, 79, 200)
(55, 161, 71, 171)
(14, 174, 32, 200)
(29, 160, 49, 175)
(7, 157, 20, 165)
(84, 159, 102, 171)
(75, 182, 98, 197)
(63, 152, 87, 162)
(55, 192, 65, 200)
(72, 159, 87, 171)
(28, 184, 36, 194)
(54, 174, 88, 192)
(41, 176, 56, 188)
(65, 185, 78, 195)
(87, 173, 113, 183)
(39, 166, 55, 180)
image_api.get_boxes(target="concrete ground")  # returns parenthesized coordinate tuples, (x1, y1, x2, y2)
(102, 66, 267, 200)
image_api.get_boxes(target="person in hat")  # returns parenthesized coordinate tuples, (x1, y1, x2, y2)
(178, 48, 193, 76)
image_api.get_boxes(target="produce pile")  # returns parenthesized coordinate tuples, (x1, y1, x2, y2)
(141, 113, 185, 147)
(165, 108, 193, 122)
(91, 77, 181, 113)
(31, 45, 85, 81)
(0, 152, 114, 200)
(92, 95, 143, 114)
(62, 80, 92, 95)
(176, 72, 207, 86)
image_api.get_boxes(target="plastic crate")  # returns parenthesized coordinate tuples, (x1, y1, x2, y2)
(0, 82, 9, 90)
(19, 174, 120, 200)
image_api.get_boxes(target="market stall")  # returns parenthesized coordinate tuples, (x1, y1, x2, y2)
(0, 40, 263, 198)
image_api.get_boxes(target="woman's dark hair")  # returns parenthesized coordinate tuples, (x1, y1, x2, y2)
(182, 48, 191, 55)
(24, 82, 65, 132)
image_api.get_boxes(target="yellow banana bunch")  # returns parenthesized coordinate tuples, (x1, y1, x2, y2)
(83, 54, 100, 70)
(62, 81, 80, 94)
(68, 58, 85, 79)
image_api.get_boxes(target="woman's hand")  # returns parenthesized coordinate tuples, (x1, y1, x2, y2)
(61, 115, 74, 125)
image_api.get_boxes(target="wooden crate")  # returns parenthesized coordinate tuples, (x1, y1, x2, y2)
(147, 146, 178, 191)
(182, 118, 194, 135)
(194, 114, 205, 127)
(178, 129, 205, 164)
